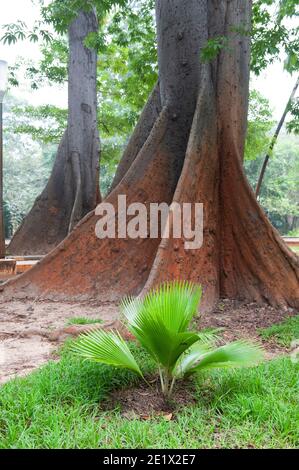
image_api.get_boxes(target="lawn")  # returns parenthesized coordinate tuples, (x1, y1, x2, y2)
(0, 327, 298, 449)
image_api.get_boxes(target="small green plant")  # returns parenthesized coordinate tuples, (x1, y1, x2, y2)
(67, 317, 103, 326)
(72, 282, 263, 398)
(259, 316, 299, 347)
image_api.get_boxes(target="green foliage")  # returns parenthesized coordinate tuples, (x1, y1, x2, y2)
(40, 0, 128, 34)
(1, 20, 27, 44)
(251, 0, 299, 75)
(278, 0, 299, 18)
(245, 131, 299, 233)
(8, 39, 68, 89)
(67, 317, 103, 325)
(36, 39, 68, 85)
(94, 0, 157, 176)
(245, 90, 274, 160)
(287, 97, 299, 134)
(174, 341, 263, 378)
(259, 315, 299, 347)
(3, 95, 54, 232)
(73, 329, 143, 376)
(4, 201, 13, 239)
(1, 19, 53, 46)
(11, 104, 67, 144)
(200, 36, 229, 63)
(73, 282, 263, 398)
(244, 88, 299, 235)
(105, 0, 157, 110)
(200, 0, 299, 76)
(287, 228, 299, 237)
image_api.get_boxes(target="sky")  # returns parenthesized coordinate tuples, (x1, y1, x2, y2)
(0, 0, 67, 107)
(0, 0, 298, 119)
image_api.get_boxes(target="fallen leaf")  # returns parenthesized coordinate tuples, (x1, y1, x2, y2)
(122, 410, 138, 420)
(163, 413, 173, 421)
(140, 414, 151, 421)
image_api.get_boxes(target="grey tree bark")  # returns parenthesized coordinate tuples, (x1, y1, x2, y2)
(112, 0, 207, 193)
(8, 10, 100, 255)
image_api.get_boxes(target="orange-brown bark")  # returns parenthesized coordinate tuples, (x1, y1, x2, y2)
(1, 109, 179, 302)
(142, 0, 298, 311)
(143, 70, 299, 311)
(143, 69, 221, 311)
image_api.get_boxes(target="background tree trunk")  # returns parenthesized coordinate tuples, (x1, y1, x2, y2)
(8, 10, 100, 256)
(2, 0, 298, 312)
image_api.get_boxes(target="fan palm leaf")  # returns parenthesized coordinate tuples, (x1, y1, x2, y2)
(120, 281, 203, 369)
(72, 281, 265, 398)
(72, 329, 142, 376)
(173, 340, 264, 378)
(121, 281, 202, 334)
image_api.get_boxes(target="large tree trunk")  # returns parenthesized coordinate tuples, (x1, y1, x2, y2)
(143, 0, 298, 311)
(8, 10, 100, 256)
(2, 0, 298, 312)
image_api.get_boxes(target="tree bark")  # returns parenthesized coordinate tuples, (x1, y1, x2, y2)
(255, 76, 299, 198)
(143, 0, 298, 311)
(8, 10, 100, 255)
(110, 84, 161, 191)
(2, 0, 298, 312)
(1, 0, 207, 301)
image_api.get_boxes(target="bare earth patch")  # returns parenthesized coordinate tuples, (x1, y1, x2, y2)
(200, 299, 297, 358)
(0, 300, 119, 384)
(0, 297, 297, 385)
(102, 379, 196, 419)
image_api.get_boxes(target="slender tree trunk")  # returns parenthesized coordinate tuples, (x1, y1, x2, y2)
(2, 0, 298, 312)
(8, 10, 100, 255)
(255, 76, 299, 197)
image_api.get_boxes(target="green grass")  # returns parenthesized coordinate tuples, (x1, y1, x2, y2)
(259, 315, 299, 347)
(67, 317, 103, 326)
(0, 341, 298, 449)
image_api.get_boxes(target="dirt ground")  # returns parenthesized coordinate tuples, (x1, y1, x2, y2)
(200, 299, 297, 358)
(0, 297, 297, 385)
(0, 300, 119, 384)
(103, 378, 197, 420)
